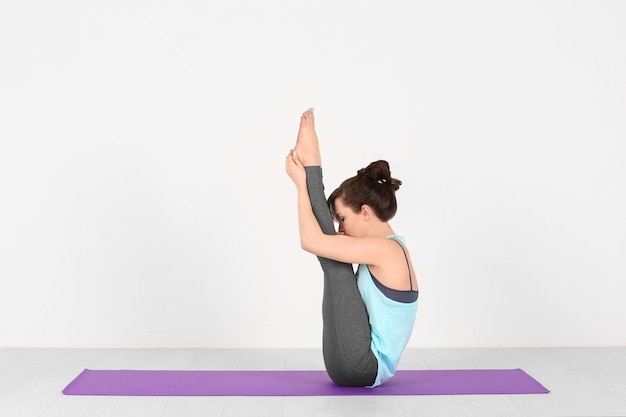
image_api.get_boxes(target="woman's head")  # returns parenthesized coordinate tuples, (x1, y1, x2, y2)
(328, 160, 401, 232)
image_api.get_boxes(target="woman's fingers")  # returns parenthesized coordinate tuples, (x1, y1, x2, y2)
(292, 150, 304, 167)
(286, 149, 305, 180)
(286, 150, 298, 171)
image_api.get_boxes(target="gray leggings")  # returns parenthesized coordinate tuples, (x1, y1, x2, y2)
(305, 166, 378, 387)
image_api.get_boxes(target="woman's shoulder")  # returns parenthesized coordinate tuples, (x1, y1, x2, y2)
(367, 234, 417, 291)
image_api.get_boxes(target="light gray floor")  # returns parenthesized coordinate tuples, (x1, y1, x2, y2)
(1, 347, 625, 416)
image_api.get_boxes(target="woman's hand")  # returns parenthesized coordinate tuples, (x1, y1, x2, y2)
(286, 149, 307, 190)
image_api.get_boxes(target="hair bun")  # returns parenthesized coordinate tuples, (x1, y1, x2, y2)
(357, 160, 402, 191)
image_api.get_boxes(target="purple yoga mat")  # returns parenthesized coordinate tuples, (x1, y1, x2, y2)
(62, 369, 549, 396)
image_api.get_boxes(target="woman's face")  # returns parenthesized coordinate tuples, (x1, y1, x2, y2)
(333, 197, 364, 237)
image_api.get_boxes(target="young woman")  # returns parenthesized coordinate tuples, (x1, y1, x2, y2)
(285, 108, 419, 387)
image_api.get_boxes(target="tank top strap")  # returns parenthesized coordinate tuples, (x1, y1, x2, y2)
(386, 235, 414, 291)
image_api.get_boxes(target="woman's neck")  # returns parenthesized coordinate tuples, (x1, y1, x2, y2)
(365, 221, 394, 238)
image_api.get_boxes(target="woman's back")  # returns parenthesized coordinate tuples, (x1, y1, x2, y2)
(357, 235, 418, 387)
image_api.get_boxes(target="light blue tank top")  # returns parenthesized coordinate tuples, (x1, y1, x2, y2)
(357, 235, 419, 387)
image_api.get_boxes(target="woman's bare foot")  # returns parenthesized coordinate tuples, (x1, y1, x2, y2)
(294, 108, 322, 166)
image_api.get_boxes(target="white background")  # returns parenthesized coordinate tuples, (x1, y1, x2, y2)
(1, 0, 625, 348)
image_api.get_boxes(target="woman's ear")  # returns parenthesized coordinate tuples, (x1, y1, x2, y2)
(360, 204, 372, 221)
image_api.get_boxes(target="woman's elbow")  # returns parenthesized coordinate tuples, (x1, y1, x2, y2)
(300, 238, 318, 255)
(300, 239, 313, 253)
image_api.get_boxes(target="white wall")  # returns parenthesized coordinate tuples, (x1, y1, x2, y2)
(1, 0, 625, 348)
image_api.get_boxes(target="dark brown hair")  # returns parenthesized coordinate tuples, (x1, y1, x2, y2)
(328, 160, 402, 222)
